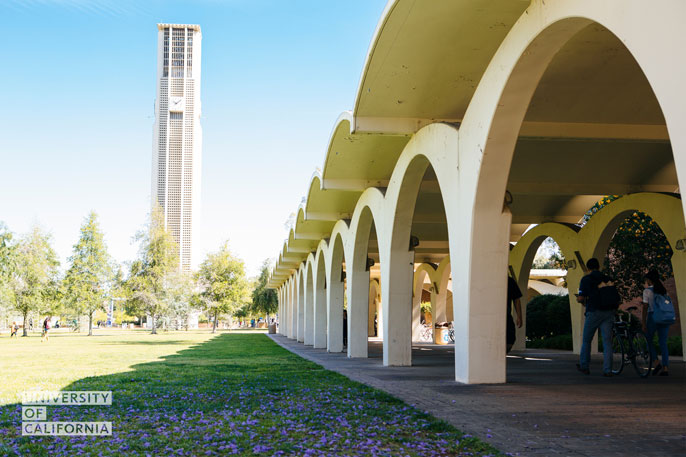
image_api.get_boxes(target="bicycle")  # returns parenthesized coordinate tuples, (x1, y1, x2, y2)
(418, 324, 433, 342)
(610, 306, 652, 377)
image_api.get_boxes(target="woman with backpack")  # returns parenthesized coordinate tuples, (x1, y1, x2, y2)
(642, 269, 674, 376)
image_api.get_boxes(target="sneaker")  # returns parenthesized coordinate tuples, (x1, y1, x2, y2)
(576, 363, 590, 375)
(603, 372, 613, 377)
(652, 363, 663, 376)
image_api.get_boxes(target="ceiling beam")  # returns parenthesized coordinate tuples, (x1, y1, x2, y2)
(509, 183, 678, 196)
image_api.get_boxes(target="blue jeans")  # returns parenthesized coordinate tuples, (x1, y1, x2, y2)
(579, 309, 615, 373)
(646, 313, 670, 367)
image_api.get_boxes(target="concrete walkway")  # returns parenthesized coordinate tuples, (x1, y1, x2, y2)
(269, 334, 686, 457)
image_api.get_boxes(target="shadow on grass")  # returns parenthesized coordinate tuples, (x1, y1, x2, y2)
(100, 340, 206, 346)
(0, 333, 503, 457)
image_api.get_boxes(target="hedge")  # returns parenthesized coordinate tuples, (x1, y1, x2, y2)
(526, 294, 571, 340)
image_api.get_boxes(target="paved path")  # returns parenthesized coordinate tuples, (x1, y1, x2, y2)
(269, 334, 686, 457)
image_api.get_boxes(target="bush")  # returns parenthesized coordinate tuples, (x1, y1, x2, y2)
(526, 294, 571, 340)
(667, 336, 683, 356)
(651, 335, 683, 357)
(527, 334, 573, 350)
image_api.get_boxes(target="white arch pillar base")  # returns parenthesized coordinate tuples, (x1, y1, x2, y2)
(347, 265, 370, 358)
(313, 283, 327, 349)
(453, 208, 511, 384)
(382, 249, 414, 367)
(327, 279, 344, 353)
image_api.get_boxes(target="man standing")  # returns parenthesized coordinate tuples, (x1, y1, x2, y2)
(507, 275, 523, 353)
(576, 258, 614, 376)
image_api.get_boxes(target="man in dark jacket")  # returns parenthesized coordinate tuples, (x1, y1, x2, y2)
(576, 258, 614, 376)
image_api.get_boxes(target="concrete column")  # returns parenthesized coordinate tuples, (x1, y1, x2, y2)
(454, 208, 512, 384)
(566, 269, 586, 354)
(327, 274, 344, 353)
(297, 275, 305, 343)
(281, 287, 286, 335)
(381, 248, 414, 366)
(347, 260, 370, 358)
(434, 288, 447, 322)
(277, 288, 282, 335)
(368, 291, 376, 337)
(304, 270, 314, 346)
(446, 287, 454, 321)
(433, 285, 447, 344)
(376, 299, 384, 340)
(289, 280, 297, 340)
(313, 265, 327, 349)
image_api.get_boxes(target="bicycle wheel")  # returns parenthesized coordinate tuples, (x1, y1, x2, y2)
(610, 334, 625, 375)
(630, 331, 652, 378)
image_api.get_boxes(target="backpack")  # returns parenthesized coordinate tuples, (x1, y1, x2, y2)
(596, 281, 621, 310)
(653, 293, 676, 325)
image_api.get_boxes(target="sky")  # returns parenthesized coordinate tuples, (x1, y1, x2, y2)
(0, 0, 388, 276)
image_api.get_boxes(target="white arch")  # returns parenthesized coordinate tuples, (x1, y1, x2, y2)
(345, 188, 386, 358)
(304, 253, 316, 346)
(326, 222, 349, 353)
(313, 240, 329, 349)
(452, 0, 686, 384)
(412, 263, 436, 342)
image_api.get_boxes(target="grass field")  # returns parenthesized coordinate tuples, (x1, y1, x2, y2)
(0, 330, 502, 456)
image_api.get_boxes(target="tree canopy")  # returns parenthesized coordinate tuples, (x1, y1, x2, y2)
(62, 212, 112, 335)
(251, 258, 278, 318)
(196, 242, 249, 333)
(123, 206, 179, 334)
(9, 226, 60, 336)
(0, 223, 17, 316)
(585, 195, 673, 301)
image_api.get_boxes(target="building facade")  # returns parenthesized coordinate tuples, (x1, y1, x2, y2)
(152, 23, 202, 272)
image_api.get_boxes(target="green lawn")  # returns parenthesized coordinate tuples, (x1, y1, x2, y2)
(0, 330, 502, 456)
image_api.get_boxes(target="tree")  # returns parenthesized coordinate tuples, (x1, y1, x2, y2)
(532, 237, 566, 270)
(124, 206, 179, 334)
(196, 242, 249, 333)
(0, 223, 17, 324)
(164, 271, 196, 330)
(62, 212, 112, 336)
(584, 196, 673, 301)
(9, 226, 60, 336)
(251, 258, 278, 319)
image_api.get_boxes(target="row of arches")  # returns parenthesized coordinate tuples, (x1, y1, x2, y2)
(277, 190, 684, 376)
(510, 193, 686, 354)
(271, 0, 686, 383)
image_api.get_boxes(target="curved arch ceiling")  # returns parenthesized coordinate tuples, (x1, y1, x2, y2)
(270, 1, 530, 287)
(269, 1, 679, 288)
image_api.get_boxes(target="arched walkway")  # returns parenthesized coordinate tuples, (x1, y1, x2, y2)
(270, 0, 686, 384)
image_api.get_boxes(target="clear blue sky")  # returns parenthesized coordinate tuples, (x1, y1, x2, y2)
(1, 0, 387, 276)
